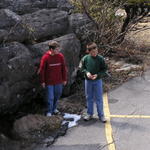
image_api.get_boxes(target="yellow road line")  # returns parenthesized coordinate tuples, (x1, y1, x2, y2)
(110, 114, 150, 119)
(103, 93, 116, 150)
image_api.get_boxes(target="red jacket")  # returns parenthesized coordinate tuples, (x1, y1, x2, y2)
(39, 51, 67, 85)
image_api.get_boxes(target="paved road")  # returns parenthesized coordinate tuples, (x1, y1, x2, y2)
(107, 70, 150, 150)
(35, 70, 150, 150)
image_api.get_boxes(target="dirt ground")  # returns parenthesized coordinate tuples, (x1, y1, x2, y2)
(103, 41, 150, 92)
(104, 15, 150, 92)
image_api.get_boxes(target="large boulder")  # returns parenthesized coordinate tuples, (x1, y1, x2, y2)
(0, 9, 21, 28)
(0, 133, 21, 150)
(0, 0, 57, 15)
(22, 9, 69, 41)
(13, 114, 63, 140)
(0, 42, 36, 114)
(0, 9, 69, 43)
(0, 9, 27, 43)
(69, 13, 91, 32)
(0, 0, 73, 15)
(0, 29, 9, 42)
(68, 13, 94, 43)
(57, 0, 74, 11)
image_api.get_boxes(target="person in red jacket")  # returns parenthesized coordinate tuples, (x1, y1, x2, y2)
(39, 41, 67, 116)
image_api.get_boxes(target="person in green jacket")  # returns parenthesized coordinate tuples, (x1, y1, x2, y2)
(81, 42, 107, 123)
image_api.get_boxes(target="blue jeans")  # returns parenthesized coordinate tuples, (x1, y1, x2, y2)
(85, 79, 104, 118)
(46, 84, 63, 114)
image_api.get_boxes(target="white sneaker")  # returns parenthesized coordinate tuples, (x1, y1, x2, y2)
(100, 116, 107, 123)
(53, 109, 60, 115)
(46, 113, 52, 117)
(83, 114, 92, 121)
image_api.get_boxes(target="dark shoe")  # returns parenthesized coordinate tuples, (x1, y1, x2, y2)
(100, 116, 107, 123)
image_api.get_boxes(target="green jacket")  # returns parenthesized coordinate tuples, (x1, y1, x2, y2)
(81, 54, 107, 80)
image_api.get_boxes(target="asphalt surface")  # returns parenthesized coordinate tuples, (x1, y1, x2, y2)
(35, 70, 150, 150)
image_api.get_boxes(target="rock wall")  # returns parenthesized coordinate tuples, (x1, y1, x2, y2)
(0, 0, 91, 114)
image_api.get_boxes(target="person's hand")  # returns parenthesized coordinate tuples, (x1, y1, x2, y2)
(86, 72, 92, 79)
(41, 83, 46, 88)
(91, 74, 97, 80)
(63, 81, 67, 85)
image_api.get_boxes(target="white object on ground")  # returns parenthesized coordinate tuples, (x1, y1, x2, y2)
(62, 113, 81, 128)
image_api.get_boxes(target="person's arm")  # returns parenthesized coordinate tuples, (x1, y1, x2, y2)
(80, 56, 87, 74)
(39, 55, 47, 88)
(81, 56, 93, 79)
(97, 56, 108, 78)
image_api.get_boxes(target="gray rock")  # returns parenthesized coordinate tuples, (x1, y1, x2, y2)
(0, 9, 25, 42)
(0, 9, 69, 43)
(56, 0, 74, 11)
(22, 9, 69, 41)
(0, 42, 36, 114)
(0, 21, 28, 43)
(0, 0, 57, 15)
(0, 9, 21, 28)
(13, 114, 63, 140)
(0, 0, 73, 15)
(0, 29, 9, 42)
(0, 0, 14, 9)
(68, 13, 94, 40)
(69, 13, 91, 31)
(0, 133, 21, 150)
